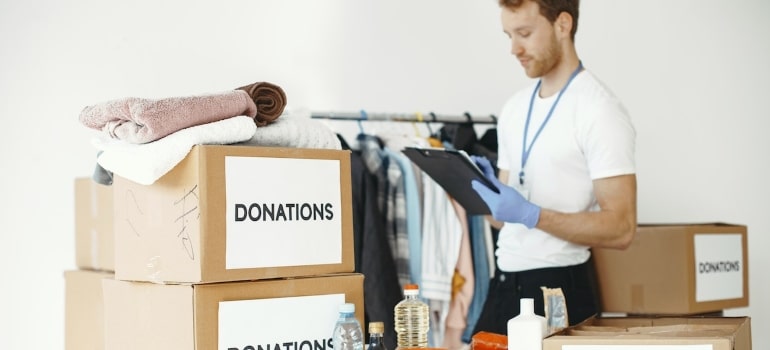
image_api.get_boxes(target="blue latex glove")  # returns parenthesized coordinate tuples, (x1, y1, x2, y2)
(471, 155, 541, 229)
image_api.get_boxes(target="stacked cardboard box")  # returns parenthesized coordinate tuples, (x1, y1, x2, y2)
(66, 178, 116, 350)
(73, 178, 115, 272)
(68, 145, 365, 350)
(566, 223, 753, 347)
(593, 223, 749, 315)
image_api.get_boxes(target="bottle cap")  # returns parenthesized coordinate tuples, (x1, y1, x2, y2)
(369, 321, 384, 333)
(404, 284, 420, 296)
(519, 298, 534, 314)
(339, 303, 355, 313)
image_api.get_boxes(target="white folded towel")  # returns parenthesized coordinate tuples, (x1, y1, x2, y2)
(93, 116, 257, 185)
(238, 107, 341, 150)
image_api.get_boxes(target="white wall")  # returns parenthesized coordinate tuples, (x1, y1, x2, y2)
(1, 0, 767, 348)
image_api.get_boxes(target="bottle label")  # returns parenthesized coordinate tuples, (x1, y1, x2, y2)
(219, 293, 344, 350)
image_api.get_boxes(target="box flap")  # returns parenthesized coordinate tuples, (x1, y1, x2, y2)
(544, 316, 751, 350)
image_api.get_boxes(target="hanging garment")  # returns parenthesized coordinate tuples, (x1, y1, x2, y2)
(383, 147, 411, 288)
(357, 134, 388, 216)
(349, 150, 401, 350)
(439, 122, 477, 154)
(421, 173, 464, 346)
(462, 215, 492, 343)
(380, 132, 432, 288)
(391, 151, 423, 288)
(358, 134, 412, 287)
(439, 123, 499, 163)
(442, 201, 475, 350)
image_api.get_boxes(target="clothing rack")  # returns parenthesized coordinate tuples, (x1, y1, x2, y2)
(311, 110, 498, 124)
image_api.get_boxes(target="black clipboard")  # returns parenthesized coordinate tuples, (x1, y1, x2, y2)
(402, 147, 499, 215)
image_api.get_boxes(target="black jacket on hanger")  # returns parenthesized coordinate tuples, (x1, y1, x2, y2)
(440, 123, 498, 164)
(350, 150, 401, 350)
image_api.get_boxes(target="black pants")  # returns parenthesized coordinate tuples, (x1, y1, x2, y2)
(471, 256, 601, 335)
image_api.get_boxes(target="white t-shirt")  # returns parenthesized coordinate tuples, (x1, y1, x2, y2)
(496, 70, 636, 272)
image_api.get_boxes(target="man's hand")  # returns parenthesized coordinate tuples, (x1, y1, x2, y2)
(471, 156, 541, 229)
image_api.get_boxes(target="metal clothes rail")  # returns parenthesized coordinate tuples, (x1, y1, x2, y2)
(310, 110, 497, 124)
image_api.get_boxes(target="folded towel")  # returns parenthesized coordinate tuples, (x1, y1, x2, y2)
(93, 116, 257, 185)
(80, 90, 257, 144)
(238, 107, 341, 150)
(235, 81, 287, 126)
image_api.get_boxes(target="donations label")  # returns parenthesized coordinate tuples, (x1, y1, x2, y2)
(219, 293, 343, 350)
(225, 156, 343, 270)
(693, 233, 744, 302)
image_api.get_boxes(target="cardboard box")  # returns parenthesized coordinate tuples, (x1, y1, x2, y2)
(543, 316, 752, 350)
(112, 145, 354, 284)
(74, 178, 115, 271)
(593, 223, 748, 314)
(103, 273, 364, 350)
(64, 269, 114, 350)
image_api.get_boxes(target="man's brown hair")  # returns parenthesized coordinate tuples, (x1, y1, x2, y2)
(499, 0, 580, 41)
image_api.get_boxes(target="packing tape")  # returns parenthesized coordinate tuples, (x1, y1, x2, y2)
(90, 228, 100, 269)
(89, 181, 101, 269)
(146, 256, 164, 284)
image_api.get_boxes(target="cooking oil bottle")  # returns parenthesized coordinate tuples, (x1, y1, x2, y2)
(393, 284, 429, 349)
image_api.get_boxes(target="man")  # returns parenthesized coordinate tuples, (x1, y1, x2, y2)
(469, 0, 637, 335)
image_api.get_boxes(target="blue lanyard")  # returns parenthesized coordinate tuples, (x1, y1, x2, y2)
(519, 61, 584, 185)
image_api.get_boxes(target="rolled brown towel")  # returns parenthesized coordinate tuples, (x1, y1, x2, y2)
(236, 81, 288, 127)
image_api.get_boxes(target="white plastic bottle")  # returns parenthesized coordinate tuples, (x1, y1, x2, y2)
(507, 298, 547, 350)
(332, 303, 364, 350)
(393, 284, 429, 349)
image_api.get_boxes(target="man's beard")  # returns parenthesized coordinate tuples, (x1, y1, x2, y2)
(524, 35, 562, 79)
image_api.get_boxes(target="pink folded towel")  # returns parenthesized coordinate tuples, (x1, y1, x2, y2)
(79, 90, 258, 144)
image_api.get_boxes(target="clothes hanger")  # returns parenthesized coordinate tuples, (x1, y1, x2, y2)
(357, 109, 368, 134)
(427, 112, 437, 136)
(427, 112, 443, 147)
(412, 112, 425, 138)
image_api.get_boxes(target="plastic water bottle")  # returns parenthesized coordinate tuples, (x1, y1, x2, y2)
(366, 321, 387, 350)
(394, 284, 429, 349)
(332, 303, 364, 350)
(507, 298, 547, 350)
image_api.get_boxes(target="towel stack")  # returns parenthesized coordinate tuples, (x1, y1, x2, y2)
(78, 82, 340, 186)
(79, 81, 287, 144)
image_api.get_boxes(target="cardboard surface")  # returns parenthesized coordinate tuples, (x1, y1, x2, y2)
(64, 269, 114, 350)
(74, 178, 115, 271)
(112, 145, 354, 284)
(543, 316, 752, 350)
(103, 273, 364, 350)
(593, 223, 748, 314)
